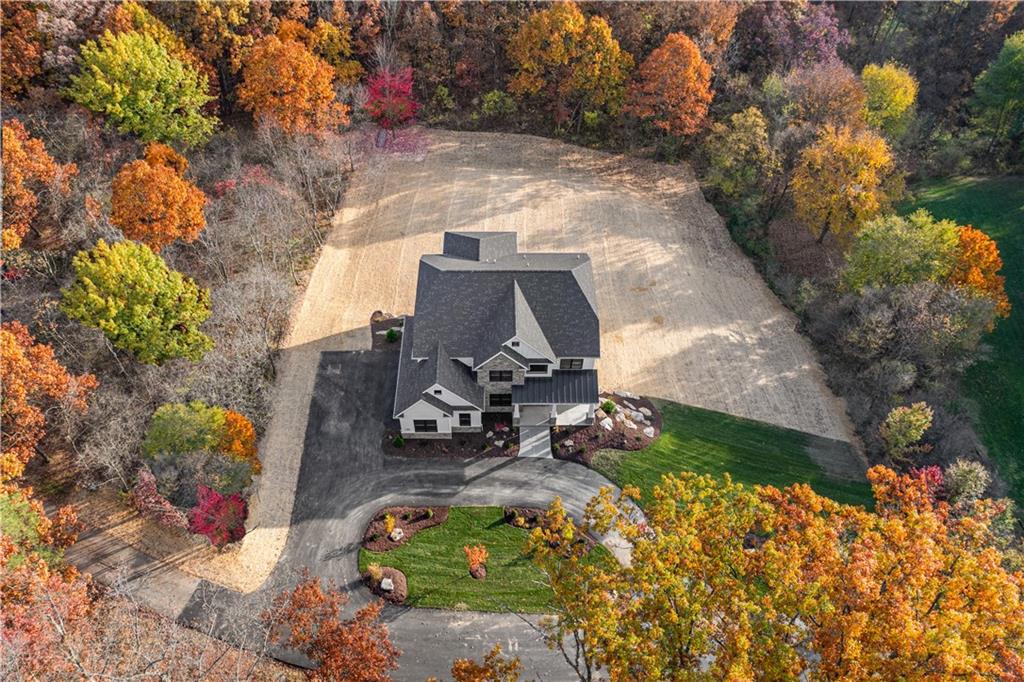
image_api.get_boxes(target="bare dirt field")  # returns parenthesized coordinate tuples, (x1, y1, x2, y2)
(181, 128, 861, 591)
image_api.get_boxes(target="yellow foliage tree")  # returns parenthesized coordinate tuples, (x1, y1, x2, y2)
(508, 1, 633, 126)
(792, 125, 901, 245)
(862, 62, 919, 137)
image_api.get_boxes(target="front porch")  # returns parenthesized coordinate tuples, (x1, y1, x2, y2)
(512, 403, 596, 428)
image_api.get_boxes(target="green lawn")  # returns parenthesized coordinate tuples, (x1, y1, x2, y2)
(358, 506, 610, 613)
(593, 401, 875, 508)
(904, 177, 1024, 504)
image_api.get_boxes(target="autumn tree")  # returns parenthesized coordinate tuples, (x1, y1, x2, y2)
(880, 402, 934, 462)
(861, 62, 919, 137)
(66, 30, 216, 146)
(188, 485, 248, 547)
(1, 2, 44, 100)
(972, 31, 1024, 154)
(110, 143, 207, 251)
(626, 33, 712, 137)
(508, 1, 633, 126)
(791, 125, 900, 245)
(1, 322, 97, 484)
(237, 34, 350, 134)
(365, 67, 420, 133)
(276, 16, 362, 85)
(702, 107, 780, 225)
(842, 210, 959, 290)
(2, 120, 78, 250)
(949, 225, 1012, 319)
(534, 470, 1024, 680)
(264, 571, 400, 681)
(784, 60, 867, 129)
(61, 240, 213, 365)
(732, 1, 849, 78)
(449, 645, 523, 682)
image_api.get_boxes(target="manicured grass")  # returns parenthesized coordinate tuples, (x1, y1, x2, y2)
(593, 401, 874, 508)
(358, 506, 611, 613)
(904, 177, 1024, 504)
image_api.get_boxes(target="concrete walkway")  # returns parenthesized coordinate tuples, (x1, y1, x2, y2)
(518, 426, 553, 458)
(71, 351, 625, 681)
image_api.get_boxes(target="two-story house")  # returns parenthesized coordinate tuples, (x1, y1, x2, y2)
(393, 231, 600, 439)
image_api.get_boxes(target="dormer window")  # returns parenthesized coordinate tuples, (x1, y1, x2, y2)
(433, 389, 442, 395)
(510, 341, 520, 347)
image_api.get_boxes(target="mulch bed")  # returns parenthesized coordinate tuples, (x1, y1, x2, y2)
(370, 311, 404, 351)
(383, 414, 519, 458)
(552, 393, 662, 466)
(361, 506, 449, 552)
(364, 566, 408, 604)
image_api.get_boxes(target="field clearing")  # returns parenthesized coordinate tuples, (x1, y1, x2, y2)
(906, 177, 1024, 503)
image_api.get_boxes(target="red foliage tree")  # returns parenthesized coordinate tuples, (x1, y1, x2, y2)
(187, 485, 247, 548)
(365, 67, 420, 133)
(265, 570, 400, 681)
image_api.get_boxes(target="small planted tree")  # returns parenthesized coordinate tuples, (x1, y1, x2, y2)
(464, 544, 488, 580)
(129, 466, 188, 529)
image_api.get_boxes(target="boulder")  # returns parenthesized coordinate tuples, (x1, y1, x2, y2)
(486, 431, 494, 438)
(631, 410, 645, 423)
(615, 390, 639, 400)
(643, 426, 655, 438)
(564, 440, 574, 448)
(614, 411, 626, 422)
(380, 577, 395, 592)
(600, 417, 614, 431)
(624, 420, 637, 430)
(640, 407, 652, 418)
(494, 440, 505, 448)
(389, 528, 405, 542)
(624, 401, 637, 411)
(595, 408, 607, 420)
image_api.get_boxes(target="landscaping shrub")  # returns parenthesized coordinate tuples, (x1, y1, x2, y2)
(385, 328, 399, 343)
(944, 459, 991, 505)
(129, 466, 187, 529)
(366, 562, 383, 583)
(601, 399, 617, 414)
(392, 435, 405, 448)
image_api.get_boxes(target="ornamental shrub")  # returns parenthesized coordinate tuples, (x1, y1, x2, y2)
(188, 485, 247, 548)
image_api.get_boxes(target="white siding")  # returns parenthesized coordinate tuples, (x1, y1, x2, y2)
(397, 400, 451, 437)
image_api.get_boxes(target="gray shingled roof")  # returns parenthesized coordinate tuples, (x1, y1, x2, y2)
(412, 255, 599, 360)
(512, 370, 598, 405)
(393, 316, 485, 417)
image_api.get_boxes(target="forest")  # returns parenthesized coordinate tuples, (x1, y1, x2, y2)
(2, 0, 1023, 679)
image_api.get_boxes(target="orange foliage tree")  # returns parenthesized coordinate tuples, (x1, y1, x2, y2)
(2, 120, 78, 250)
(949, 225, 1011, 319)
(264, 571, 399, 681)
(0, 321, 97, 484)
(449, 645, 523, 682)
(237, 35, 350, 134)
(110, 143, 207, 251)
(532, 469, 1024, 679)
(1, 2, 44, 100)
(219, 409, 260, 474)
(626, 32, 713, 136)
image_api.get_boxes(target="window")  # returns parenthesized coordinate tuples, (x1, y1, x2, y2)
(489, 393, 512, 407)
(560, 358, 584, 370)
(489, 370, 513, 382)
(413, 419, 437, 433)
(459, 413, 471, 427)
(528, 363, 548, 374)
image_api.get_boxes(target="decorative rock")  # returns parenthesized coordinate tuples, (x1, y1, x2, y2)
(380, 577, 395, 592)
(615, 390, 639, 400)
(640, 407, 652, 418)
(624, 420, 637, 430)
(486, 431, 494, 438)
(600, 417, 614, 431)
(494, 440, 504, 448)
(631, 410, 645, 423)
(595, 408, 607, 420)
(564, 440, 574, 448)
(389, 528, 405, 542)
(624, 401, 637, 411)
(614, 411, 626, 422)
(643, 426, 655, 438)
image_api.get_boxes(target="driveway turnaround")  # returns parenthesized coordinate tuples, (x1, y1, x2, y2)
(178, 351, 623, 680)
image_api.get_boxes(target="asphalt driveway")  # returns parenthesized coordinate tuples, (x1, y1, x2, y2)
(180, 350, 619, 680)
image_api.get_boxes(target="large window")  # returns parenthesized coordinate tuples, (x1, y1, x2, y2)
(528, 363, 548, 374)
(413, 419, 438, 433)
(489, 370, 513, 382)
(560, 358, 584, 370)
(459, 413, 471, 427)
(489, 393, 512, 407)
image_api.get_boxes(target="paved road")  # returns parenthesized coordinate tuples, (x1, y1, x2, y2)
(177, 350, 622, 680)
